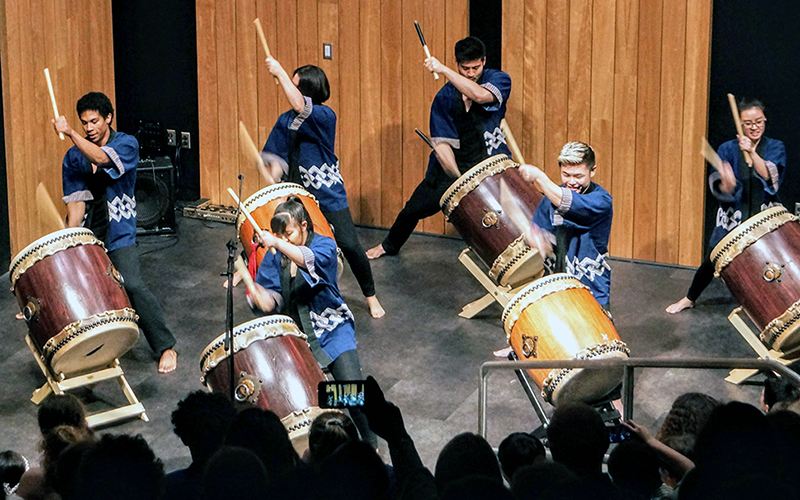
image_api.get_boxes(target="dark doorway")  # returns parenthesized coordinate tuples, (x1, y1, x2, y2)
(470, 0, 502, 69)
(0, 53, 10, 269)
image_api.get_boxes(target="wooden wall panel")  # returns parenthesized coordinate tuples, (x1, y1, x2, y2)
(1, 0, 116, 255)
(503, 0, 711, 266)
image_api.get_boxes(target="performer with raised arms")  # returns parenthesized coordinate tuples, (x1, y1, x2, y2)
(261, 56, 385, 319)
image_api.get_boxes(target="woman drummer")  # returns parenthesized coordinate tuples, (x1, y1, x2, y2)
(261, 56, 385, 319)
(249, 197, 375, 448)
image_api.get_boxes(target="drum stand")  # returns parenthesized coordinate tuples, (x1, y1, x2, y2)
(457, 248, 538, 318)
(725, 307, 792, 384)
(25, 335, 148, 428)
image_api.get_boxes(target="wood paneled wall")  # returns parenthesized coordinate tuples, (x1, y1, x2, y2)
(503, 0, 712, 266)
(0, 0, 116, 255)
(197, 0, 467, 236)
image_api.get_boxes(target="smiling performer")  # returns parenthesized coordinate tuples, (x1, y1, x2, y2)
(249, 197, 375, 447)
(519, 142, 613, 309)
(261, 56, 385, 319)
(366, 36, 511, 259)
(666, 99, 785, 314)
(55, 92, 178, 373)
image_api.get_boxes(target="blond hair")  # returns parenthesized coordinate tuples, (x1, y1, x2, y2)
(558, 142, 595, 169)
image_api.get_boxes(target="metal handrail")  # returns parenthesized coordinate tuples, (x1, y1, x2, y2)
(478, 357, 800, 437)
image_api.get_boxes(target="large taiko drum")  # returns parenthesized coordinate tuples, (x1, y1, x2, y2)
(440, 155, 544, 287)
(200, 315, 327, 454)
(237, 183, 334, 269)
(9, 228, 139, 376)
(711, 205, 800, 353)
(502, 274, 630, 406)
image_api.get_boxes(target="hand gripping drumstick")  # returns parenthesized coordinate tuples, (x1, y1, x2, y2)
(254, 18, 279, 84)
(238, 121, 275, 185)
(227, 187, 276, 254)
(36, 182, 66, 232)
(727, 93, 752, 167)
(44, 69, 64, 140)
(414, 21, 439, 80)
(500, 118, 525, 164)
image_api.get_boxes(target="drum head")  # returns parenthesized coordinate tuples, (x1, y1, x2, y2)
(47, 309, 140, 376)
(9, 228, 101, 290)
(548, 349, 628, 406)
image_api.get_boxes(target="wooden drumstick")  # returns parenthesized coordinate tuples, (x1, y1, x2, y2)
(700, 137, 724, 172)
(254, 18, 279, 84)
(227, 187, 276, 254)
(44, 68, 64, 140)
(727, 93, 752, 167)
(500, 118, 525, 164)
(36, 182, 66, 233)
(499, 178, 552, 257)
(238, 121, 275, 185)
(414, 21, 439, 80)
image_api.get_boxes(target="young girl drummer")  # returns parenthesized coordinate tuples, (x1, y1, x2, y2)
(249, 197, 375, 447)
(261, 56, 385, 319)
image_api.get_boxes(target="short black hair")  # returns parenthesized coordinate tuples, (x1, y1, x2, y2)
(497, 432, 545, 480)
(171, 391, 237, 463)
(38, 394, 87, 435)
(738, 98, 765, 115)
(76, 92, 114, 120)
(546, 403, 609, 477)
(309, 411, 359, 463)
(294, 65, 330, 105)
(454, 36, 486, 63)
(271, 196, 314, 235)
(434, 432, 501, 494)
(764, 377, 800, 409)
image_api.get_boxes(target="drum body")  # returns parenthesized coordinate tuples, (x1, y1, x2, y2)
(502, 274, 629, 406)
(440, 155, 544, 287)
(711, 206, 800, 352)
(200, 315, 326, 453)
(9, 228, 139, 376)
(238, 183, 334, 269)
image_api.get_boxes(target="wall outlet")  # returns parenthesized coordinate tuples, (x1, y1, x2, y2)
(166, 129, 177, 147)
(181, 131, 191, 149)
(323, 43, 333, 60)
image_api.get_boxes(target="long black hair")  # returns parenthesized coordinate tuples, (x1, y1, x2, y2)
(270, 196, 314, 236)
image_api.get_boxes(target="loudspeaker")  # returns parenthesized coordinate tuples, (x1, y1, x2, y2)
(136, 156, 176, 235)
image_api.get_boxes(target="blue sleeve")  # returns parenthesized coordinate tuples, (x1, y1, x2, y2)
(429, 88, 459, 150)
(298, 235, 338, 289)
(760, 139, 786, 195)
(710, 140, 743, 202)
(254, 250, 283, 294)
(101, 134, 138, 179)
(533, 198, 554, 233)
(481, 70, 511, 112)
(288, 97, 336, 149)
(61, 150, 94, 204)
(557, 187, 613, 230)
(264, 115, 291, 171)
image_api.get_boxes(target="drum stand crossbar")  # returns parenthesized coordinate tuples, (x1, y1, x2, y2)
(725, 307, 792, 384)
(458, 248, 535, 318)
(25, 335, 148, 428)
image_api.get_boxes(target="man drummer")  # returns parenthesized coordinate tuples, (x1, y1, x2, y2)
(666, 99, 785, 313)
(519, 142, 613, 309)
(366, 36, 512, 259)
(53, 92, 178, 373)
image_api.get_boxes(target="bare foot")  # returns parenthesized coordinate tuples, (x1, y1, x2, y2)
(666, 297, 695, 314)
(366, 295, 385, 319)
(493, 346, 513, 358)
(15, 312, 23, 320)
(158, 349, 178, 373)
(222, 272, 243, 289)
(366, 244, 386, 260)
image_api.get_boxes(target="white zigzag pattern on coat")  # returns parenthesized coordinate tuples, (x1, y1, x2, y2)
(310, 304, 354, 337)
(484, 127, 507, 155)
(566, 252, 610, 282)
(299, 162, 344, 189)
(108, 194, 136, 222)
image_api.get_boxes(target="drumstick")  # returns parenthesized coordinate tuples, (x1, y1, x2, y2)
(254, 18, 279, 84)
(233, 256, 257, 294)
(499, 179, 552, 257)
(414, 21, 439, 80)
(227, 187, 276, 254)
(500, 118, 525, 164)
(700, 137, 724, 172)
(727, 93, 752, 167)
(44, 68, 64, 140)
(36, 182, 66, 232)
(238, 121, 275, 185)
(414, 128, 436, 151)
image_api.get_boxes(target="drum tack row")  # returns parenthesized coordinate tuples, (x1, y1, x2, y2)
(10, 160, 800, 438)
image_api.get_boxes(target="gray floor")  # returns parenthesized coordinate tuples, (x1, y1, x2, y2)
(0, 215, 762, 471)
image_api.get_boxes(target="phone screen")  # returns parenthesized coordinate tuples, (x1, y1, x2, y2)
(318, 380, 366, 408)
(607, 424, 632, 443)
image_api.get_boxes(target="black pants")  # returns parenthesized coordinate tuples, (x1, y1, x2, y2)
(381, 172, 452, 255)
(686, 258, 716, 302)
(108, 245, 176, 355)
(327, 348, 377, 448)
(322, 207, 376, 297)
